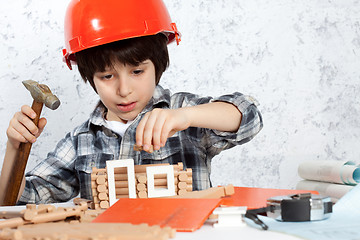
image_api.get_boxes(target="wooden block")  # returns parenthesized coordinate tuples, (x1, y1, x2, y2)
(99, 201, 110, 209)
(0, 210, 24, 219)
(177, 182, 188, 190)
(25, 204, 36, 210)
(23, 205, 56, 221)
(114, 163, 170, 174)
(97, 184, 107, 193)
(93, 196, 100, 204)
(115, 195, 130, 199)
(0, 217, 25, 230)
(115, 188, 129, 195)
(137, 191, 148, 199)
(224, 184, 235, 196)
(177, 162, 184, 170)
(114, 180, 132, 188)
(98, 192, 109, 201)
(96, 175, 107, 185)
(133, 145, 154, 153)
(92, 167, 107, 174)
(137, 183, 146, 191)
(0, 228, 23, 240)
(172, 186, 226, 199)
(178, 171, 188, 182)
(114, 173, 133, 181)
(136, 173, 147, 183)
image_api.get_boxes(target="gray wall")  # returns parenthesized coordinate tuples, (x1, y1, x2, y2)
(0, 0, 359, 189)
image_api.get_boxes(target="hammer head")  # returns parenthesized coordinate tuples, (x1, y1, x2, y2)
(22, 80, 60, 110)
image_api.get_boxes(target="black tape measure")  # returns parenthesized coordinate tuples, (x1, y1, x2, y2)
(245, 193, 333, 230)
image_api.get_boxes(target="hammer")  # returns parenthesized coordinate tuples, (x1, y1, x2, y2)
(3, 80, 60, 205)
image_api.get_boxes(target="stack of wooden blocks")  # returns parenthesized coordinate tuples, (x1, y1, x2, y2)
(0, 202, 175, 240)
(91, 163, 193, 209)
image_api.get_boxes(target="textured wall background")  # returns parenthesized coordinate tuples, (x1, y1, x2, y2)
(0, 0, 359, 189)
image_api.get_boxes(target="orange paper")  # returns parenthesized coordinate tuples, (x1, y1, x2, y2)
(93, 198, 222, 232)
(221, 187, 319, 209)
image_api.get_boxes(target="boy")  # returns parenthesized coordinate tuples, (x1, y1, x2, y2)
(0, 0, 263, 204)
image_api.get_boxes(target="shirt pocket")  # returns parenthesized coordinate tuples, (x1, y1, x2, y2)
(139, 137, 183, 164)
(75, 153, 115, 173)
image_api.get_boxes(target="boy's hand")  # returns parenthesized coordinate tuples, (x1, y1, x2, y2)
(6, 105, 47, 149)
(135, 108, 191, 152)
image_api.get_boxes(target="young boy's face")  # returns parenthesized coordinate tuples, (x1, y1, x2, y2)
(93, 59, 156, 123)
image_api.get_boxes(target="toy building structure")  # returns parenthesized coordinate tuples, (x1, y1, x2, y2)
(90, 162, 193, 209)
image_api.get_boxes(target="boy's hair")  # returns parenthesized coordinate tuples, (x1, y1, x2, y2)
(75, 33, 169, 92)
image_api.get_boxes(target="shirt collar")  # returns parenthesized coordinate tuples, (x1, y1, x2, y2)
(74, 85, 171, 135)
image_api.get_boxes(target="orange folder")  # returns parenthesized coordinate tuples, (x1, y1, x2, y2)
(93, 187, 318, 232)
(93, 198, 222, 232)
(221, 187, 319, 209)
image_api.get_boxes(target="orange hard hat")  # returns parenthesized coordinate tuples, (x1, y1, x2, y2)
(62, 0, 181, 70)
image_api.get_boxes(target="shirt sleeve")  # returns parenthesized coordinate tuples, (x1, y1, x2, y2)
(210, 93, 263, 147)
(17, 132, 79, 204)
(173, 91, 263, 158)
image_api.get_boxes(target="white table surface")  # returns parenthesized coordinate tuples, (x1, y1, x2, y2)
(175, 220, 301, 240)
(0, 204, 301, 240)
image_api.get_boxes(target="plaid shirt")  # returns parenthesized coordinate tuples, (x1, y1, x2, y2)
(18, 85, 263, 204)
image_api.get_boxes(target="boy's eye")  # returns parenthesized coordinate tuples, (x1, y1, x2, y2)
(102, 74, 113, 79)
(133, 69, 143, 75)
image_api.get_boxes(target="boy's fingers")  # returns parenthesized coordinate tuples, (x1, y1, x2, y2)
(7, 122, 36, 144)
(6, 127, 27, 144)
(136, 113, 149, 147)
(152, 113, 167, 151)
(36, 118, 47, 137)
(142, 111, 159, 151)
(160, 123, 173, 147)
(14, 112, 38, 136)
(21, 105, 36, 119)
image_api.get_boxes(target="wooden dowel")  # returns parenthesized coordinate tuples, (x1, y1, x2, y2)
(136, 183, 146, 191)
(136, 173, 147, 183)
(137, 191, 147, 199)
(113, 163, 169, 174)
(178, 171, 189, 182)
(0, 217, 25, 229)
(115, 188, 129, 195)
(97, 184, 107, 193)
(114, 181, 131, 188)
(98, 192, 108, 201)
(96, 175, 107, 185)
(115, 195, 130, 199)
(178, 182, 188, 190)
(99, 201, 109, 209)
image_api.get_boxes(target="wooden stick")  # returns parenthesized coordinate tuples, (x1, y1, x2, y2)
(115, 188, 129, 195)
(114, 163, 170, 174)
(137, 191, 148, 199)
(0, 210, 24, 219)
(115, 194, 130, 199)
(96, 175, 107, 185)
(97, 184, 107, 193)
(99, 201, 109, 209)
(136, 183, 146, 191)
(98, 192, 108, 201)
(0, 217, 25, 229)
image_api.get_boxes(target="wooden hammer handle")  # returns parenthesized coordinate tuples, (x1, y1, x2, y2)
(3, 101, 43, 206)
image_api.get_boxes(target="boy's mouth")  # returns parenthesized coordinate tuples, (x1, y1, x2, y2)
(117, 102, 136, 112)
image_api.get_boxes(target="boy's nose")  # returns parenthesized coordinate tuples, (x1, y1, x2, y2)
(116, 78, 132, 97)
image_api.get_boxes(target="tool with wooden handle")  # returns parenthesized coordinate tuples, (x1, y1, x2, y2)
(2, 80, 60, 206)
